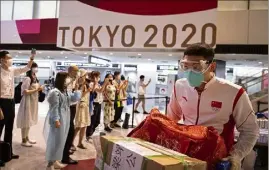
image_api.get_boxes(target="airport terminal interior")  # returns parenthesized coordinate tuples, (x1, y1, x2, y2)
(0, 0, 268, 170)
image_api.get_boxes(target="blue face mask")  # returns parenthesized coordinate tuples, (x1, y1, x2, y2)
(183, 70, 204, 87)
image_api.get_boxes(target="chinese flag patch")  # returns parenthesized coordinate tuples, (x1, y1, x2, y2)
(211, 101, 222, 108)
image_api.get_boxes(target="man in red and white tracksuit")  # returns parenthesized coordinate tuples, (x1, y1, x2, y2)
(168, 43, 259, 170)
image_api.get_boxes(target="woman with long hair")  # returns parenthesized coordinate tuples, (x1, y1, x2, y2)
(44, 72, 81, 170)
(103, 73, 116, 132)
(17, 62, 43, 147)
(73, 69, 92, 149)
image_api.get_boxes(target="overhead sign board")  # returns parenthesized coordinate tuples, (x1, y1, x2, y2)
(57, 0, 217, 49)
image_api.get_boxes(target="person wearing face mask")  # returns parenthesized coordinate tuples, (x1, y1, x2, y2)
(167, 43, 259, 169)
(43, 72, 81, 170)
(16, 62, 44, 147)
(61, 65, 81, 165)
(86, 72, 109, 140)
(111, 71, 128, 128)
(73, 69, 92, 149)
(134, 75, 151, 114)
(103, 74, 117, 132)
(0, 50, 35, 161)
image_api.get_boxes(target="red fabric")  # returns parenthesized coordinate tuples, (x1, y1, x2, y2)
(220, 88, 244, 153)
(128, 109, 227, 170)
(78, 0, 217, 15)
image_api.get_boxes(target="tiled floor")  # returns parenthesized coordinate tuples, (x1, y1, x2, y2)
(1, 96, 167, 170)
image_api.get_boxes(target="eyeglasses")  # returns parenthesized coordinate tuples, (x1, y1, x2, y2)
(179, 60, 211, 72)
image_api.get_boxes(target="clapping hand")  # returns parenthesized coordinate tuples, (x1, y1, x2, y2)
(55, 120, 61, 128)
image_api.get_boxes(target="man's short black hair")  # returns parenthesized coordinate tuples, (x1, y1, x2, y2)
(0, 50, 9, 59)
(184, 43, 214, 62)
(114, 71, 121, 77)
(140, 75, 145, 79)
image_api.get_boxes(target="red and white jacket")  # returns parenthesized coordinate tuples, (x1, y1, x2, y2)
(167, 77, 259, 160)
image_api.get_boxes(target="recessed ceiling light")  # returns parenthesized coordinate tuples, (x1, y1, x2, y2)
(84, 52, 88, 55)
(138, 53, 142, 56)
(47, 56, 50, 58)
(18, 51, 22, 54)
(109, 53, 113, 55)
(148, 59, 151, 61)
(83, 57, 87, 59)
(65, 56, 68, 59)
(38, 51, 42, 54)
(259, 62, 263, 64)
(169, 54, 172, 56)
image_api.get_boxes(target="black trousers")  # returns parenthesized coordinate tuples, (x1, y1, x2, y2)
(86, 102, 101, 137)
(0, 98, 15, 154)
(112, 106, 123, 123)
(62, 105, 76, 161)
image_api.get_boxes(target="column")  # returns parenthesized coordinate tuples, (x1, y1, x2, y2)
(32, 0, 40, 19)
(215, 60, 226, 79)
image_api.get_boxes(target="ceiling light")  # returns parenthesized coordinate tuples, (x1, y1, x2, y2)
(47, 56, 50, 58)
(83, 57, 87, 59)
(61, 51, 64, 54)
(84, 52, 88, 55)
(38, 51, 42, 54)
(259, 62, 263, 64)
(169, 54, 172, 56)
(65, 56, 68, 59)
(148, 59, 151, 61)
(109, 53, 113, 55)
(138, 53, 142, 56)
(18, 51, 22, 54)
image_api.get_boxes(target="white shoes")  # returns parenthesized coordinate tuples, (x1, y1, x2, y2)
(28, 139, 37, 144)
(21, 142, 32, 147)
(54, 161, 66, 169)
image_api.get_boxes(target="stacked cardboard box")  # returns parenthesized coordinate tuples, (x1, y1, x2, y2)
(94, 136, 206, 170)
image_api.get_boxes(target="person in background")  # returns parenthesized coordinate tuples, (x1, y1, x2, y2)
(103, 73, 116, 132)
(167, 43, 259, 169)
(111, 72, 128, 128)
(16, 62, 43, 147)
(86, 71, 108, 140)
(134, 75, 151, 114)
(44, 72, 81, 170)
(61, 65, 80, 165)
(73, 69, 92, 149)
(0, 50, 35, 161)
(118, 75, 127, 122)
(237, 78, 247, 92)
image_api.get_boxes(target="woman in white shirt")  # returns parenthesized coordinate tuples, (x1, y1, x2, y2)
(86, 71, 108, 140)
(16, 62, 43, 147)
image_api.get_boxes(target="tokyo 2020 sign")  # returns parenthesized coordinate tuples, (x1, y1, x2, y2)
(57, 0, 217, 49)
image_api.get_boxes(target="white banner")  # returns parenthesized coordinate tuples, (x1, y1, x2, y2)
(57, 1, 217, 49)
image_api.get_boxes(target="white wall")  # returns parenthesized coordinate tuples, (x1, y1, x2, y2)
(137, 64, 157, 95)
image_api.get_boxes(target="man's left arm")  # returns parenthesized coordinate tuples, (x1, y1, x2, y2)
(14, 55, 34, 76)
(230, 91, 259, 164)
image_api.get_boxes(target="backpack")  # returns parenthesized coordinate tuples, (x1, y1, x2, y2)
(14, 82, 23, 104)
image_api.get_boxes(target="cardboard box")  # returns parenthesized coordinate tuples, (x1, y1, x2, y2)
(94, 136, 206, 170)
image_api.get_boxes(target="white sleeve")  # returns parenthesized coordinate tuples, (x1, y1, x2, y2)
(13, 66, 30, 76)
(230, 91, 259, 161)
(21, 77, 31, 95)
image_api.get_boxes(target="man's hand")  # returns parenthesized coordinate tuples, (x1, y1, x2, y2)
(222, 156, 241, 170)
(148, 78, 151, 83)
(0, 108, 4, 120)
(55, 120, 61, 128)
